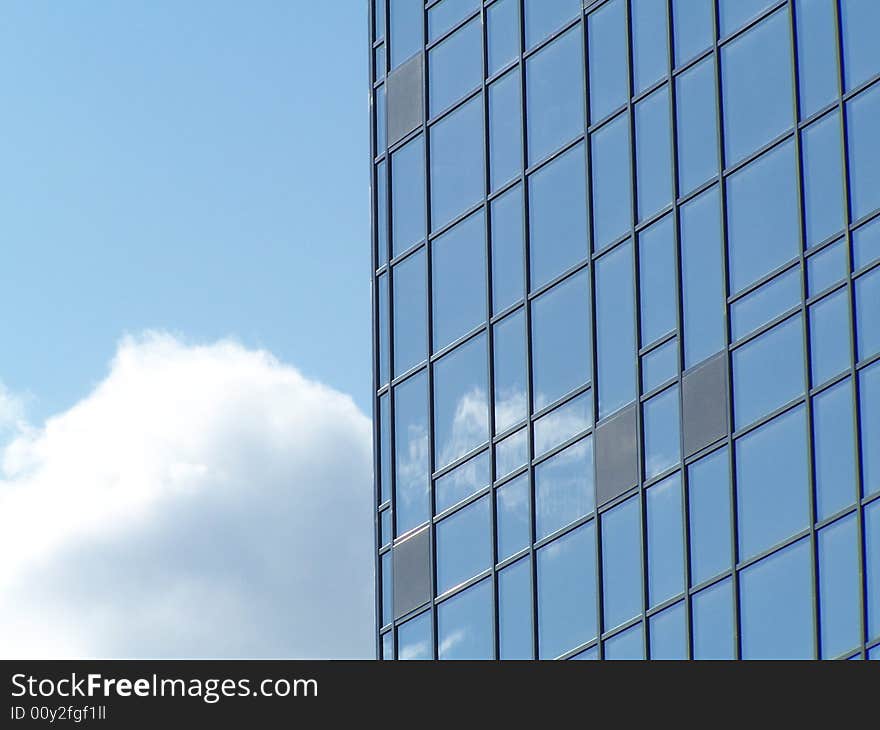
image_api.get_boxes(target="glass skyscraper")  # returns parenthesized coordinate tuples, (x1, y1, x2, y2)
(370, 0, 880, 660)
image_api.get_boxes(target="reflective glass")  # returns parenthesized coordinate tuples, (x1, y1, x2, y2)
(432, 210, 487, 351)
(437, 578, 493, 659)
(377, 160, 388, 266)
(688, 447, 732, 585)
(390, 0, 423, 68)
(741, 538, 814, 659)
(497, 472, 530, 561)
(381, 508, 392, 547)
(727, 140, 799, 294)
(591, 113, 632, 251)
(588, 0, 628, 123)
(394, 371, 430, 534)
(380, 392, 391, 503)
(571, 646, 598, 660)
(802, 111, 845, 247)
(867, 500, 880, 639)
(375, 45, 386, 84)
(429, 17, 482, 115)
(604, 623, 645, 660)
(795, 0, 840, 119)
(376, 84, 386, 153)
(535, 437, 594, 540)
(433, 334, 489, 469)
(644, 386, 681, 479)
(602, 496, 643, 631)
(534, 390, 592, 457)
(819, 515, 860, 658)
(862, 362, 880, 497)
(676, 56, 719, 197)
(649, 601, 687, 660)
(672, 0, 713, 67)
(847, 84, 880, 221)
(639, 214, 676, 347)
(428, 0, 479, 42)
(374, 0, 385, 41)
(647, 473, 685, 607)
(719, 0, 775, 36)
(636, 85, 673, 221)
(488, 0, 520, 76)
(397, 611, 432, 660)
(632, 0, 668, 93)
(692, 578, 734, 659)
(435, 449, 490, 514)
(853, 216, 880, 270)
(642, 339, 678, 394)
(855, 267, 880, 361)
(381, 550, 392, 627)
(721, 8, 794, 165)
(431, 95, 485, 232)
(378, 272, 390, 385)
(809, 288, 851, 386)
(841, 0, 880, 91)
(523, 0, 580, 50)
(537, 522, 598, 658)
(381, 630, 393, 660)
(391, 136, 425, 257)
(490, 68, 523, 192)
(529, 142, 588, 289)
(496, 427, 528, 480)
(531, 271, 591, 410)
(491, 184, 525, 313)
(807, 238, 847, 295)
(499, 557, 533, 659)
(526, 26, 584, 164)
(736, 405, 809, 560)
(392, 250, 427, 376)
(731, 266, 800, 343)
(494, 308, 528, 434)
(436, 495, 492, 594)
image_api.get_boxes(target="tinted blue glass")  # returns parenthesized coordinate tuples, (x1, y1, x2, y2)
(526, 26, 584, 165)
(381, 550, 392, 627)
(642, 339, 678, 394)
(374, 0, 385, 41)
(499, 557, 533, 659)
(644, 386, 681, 479)
(537, 522, 598, 658)
(856, 267, 880, 360)
(810, 288, 851, 386)
(570, 646, 598, 660)
(649, 601, 687, 660)
(639, 215, 676, 346)
(819, 515, 860, 658)
(676, 56, 719, 196)
(795, 0, 840, 118)
(393, 249, 427, 376)
(433, 334, 489, 469)
(391, 136, 426, 256)
(494, 308, 528, 434)
(375, 44, 386, 84)
(636, 86, 673, 221)
(438, 578, 493, 659)
(428, 0, 479, 42)
(688, 447, 732, 585)
(841, 0, 880, 91)
(435, 450, 490, 513)
(381, 508, 392, 547)
(867, 500, 880, 639)
(847, 85, 880, 221)
(647, 473, 685, 607)
(733, 315, 805, 429)
(592, 113, 632, 250)
(381, 630, 393, 660)
(535, 437, 594, 540)
(497, 473, 530, 561)
(863, 363, 880, 497)
(488, 0, 520, 76)
(602, 496, 643, 630)
(803, 111, 845, 247)
(741, 538, 814, 659)
(436, 496, 492, 594)
(491, 184, 525, 313)
(731, 267, 801, 342)
(431, 95, 485, 232)
(853, 216, 880, 270)
(721, 8, 794, 164)
(523, 0, 580, 50)
(681, 186, 725, 367)
(727, 140, 799, 294)
(529, 142, 588, 289)
(534, 390, 592, 456)
(429, 17, 482, 115)
(496, 427, 528, 479)
(807, 238, 847, 295)
(736, 406, 809, 560)
(719, 0, 775, 36)
(589, 0, 628, 123)
(605, 623, 645, 660)
(597, 241, 637, 417)
(632, 0, 669, 93)
(813, 380, 857, 521)
(871, 646, 880, 661)
(531, 270, 591, 409)
(432, 211, 487, 351)
(377, 161, 388, 266)
(490, 68, 523, 192)
(378, 273, 390, 385)
(376, 84, 386, 153)
(390, 0, 423, 68)
(395, 371, 430, 535)
(692, 578, 735, 659)
(672, 0, 714, 67)
(397, 610, 431, 660)
(380, 392, 391, 503)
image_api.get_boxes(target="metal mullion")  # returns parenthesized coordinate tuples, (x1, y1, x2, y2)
(727, 257, 801, 305)
(735, 527, 813, 573)
(638, 330, 677, 358)
(530, 381, 592, 422)
(424, 8, 481, 53)
(715, 0, 787, 48)
(533, 513, 597, 552)
(532, 428, 593, 470)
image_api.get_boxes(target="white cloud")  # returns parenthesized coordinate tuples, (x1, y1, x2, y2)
(0, 332, 374, 659)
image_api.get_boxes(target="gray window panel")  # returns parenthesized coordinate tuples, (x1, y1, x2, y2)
(394, 370, 430, 535)
(487, 0, 520, 76)
(807, 238, 847, 296)
(391, 135, 426, 257)
(493, 308, 528, 434)
(809, 288, 851, 386)
(802, 111, 845, 248)
(381, 630, 393, 660)
(376, 83, 387, 153)
(604, 622, 645, 660)
(647, 472, 685, 608)
(390, 0, 423, 69)
(692, 578, 735, 659)
(429, 17, 481, 116)
(595, 402, 639, 506)
(491, 184, 525, 314)
(499, 557, 533, 659)
(376, 160, 389, 267)
(795, 0, 840, 119)
(642, 338, 678, 394)
(721, 8, 794, 165)
(819, 514, 860, 658)
(856, 267, 880, 362)
(438, 578, 493, 659)
(631, 0, 668, 94)
(682, 351, 729, 458)
(861, 362, 880, 498)
(731, 266, 801, 343)
(428, 0, 479, 42)
(523, 0, 580, 50)
(496, 426, 528, 481)
(588, 0, 628, 124)
(813, 380, 857, 521)
(672, 0, 713, 68)
(382, 550, 393, 626)
(379, 392, 391, 504)
(392, 248, 427, 376)
(675, 56, 719, 196)
(736, 405, 810, 561)
(496, 472, 530, 561)
(393, 526, 432, 620)
(840, 0, 880, 91)
(534, 389, 592, 457)
(529, 142, 588, 290)
(432, 210, 487, 352)
(591, 113, 632, 252)
(867, 500, 880, 640)
(435, 449, 490, 514)
(643, 385, 681, 480)
(649, 601, 687, 660)
(397, 610, 432, 660)
(846, 84, 880, 222)
(636, 85, 673, 222)
(378, 272, 390, 386)
(741, 538, 814, 659)
(436, 495, 492, 594)
(853, 216, 880, 270)
(381, 508, 392, 548)
(639, 213, 676, 347)
(602, 495, 643, 631)
(719, 0, 776, 36)
(535, 436, 594, 540)
(387, 53, 423, 147)
(489, 68, 523, 193)
(688, 447, 733, 586)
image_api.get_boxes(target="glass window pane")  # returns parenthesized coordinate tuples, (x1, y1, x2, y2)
(733, 314, 805, 430)
(435, 449, 490, 514)
(534, 390, 592, 457)
(397, 610, 432, 660)
(741, 538, 814, 659)
(494, 308, 528, 434)
(488, 0, 520, 76)
(433, 334, 489, 469)
(588, 0, 628, 124)
(390, 0, 423, 68)
(809, 288, 851, 386)
(813, 380, 857, 521)
(490, 68, 523, 192)
(391, 136, 426, 257)
(438, 578, 493, 659)
(802, 111, 845, 247)
(528, 142, 588, 289)
(395, 371, 430, 534)
(862, 362, 880, 497)
(531, 270, 591, 410)
(436, 495, 492, 594)
(721, 8, 794, 165)
(681, 186, 725, 367)
(649, 601, 687, 660)
(376, 84, 387, 154)
(570, 646, 598, 660)
(644, 386, 681, 479)
(731, 266, 801, 343)
(795, 0, 840, 119)
(819, 514, 860, 658)
(499, 557, 533, 659)
(636, 85, 673, 221)
(537, 522, 598, 658)
(807, 238, 847, 295)
(431, 95, 485, 232)
(853, 216, 880, 270)
(378, 272, 390, 386)
(374, 0, 385, 41)
(846, 84, 880, 221)
(692, 578, 735, 659)
(381, 550, 392, 627)
(393, 249, 428, 377)
(856, 267, 880, 361)
(676, 55, 719, 197)
(867, 500, 880, 639)
(688, 447, 732, 585)
(381, 630, 393, 660)
(592, 113, 632, 251)
(632, 0, 669, 94)
(736, 406, 810, 560)
(497, 472, 530, 561)
(604, 623, 645, 660)
(647, 473, 685, 607)
(381, 508, 392, 547)
(535, 436, 595, 540)
(497, 427, 528, 479)
(672, 0, 714, 67)
(491, 184, 525, 313)
(727, 140, 799, 294)
(597, 240, 637, 417)
(428, 0, 479, 42)
(841, 0, 880, 91)
(429, 17, 482, 115)
(639, 214, 676, 347)
(375, 44, 386, 84)
(642, 339, 678, 394)
(523, 0, 579, 49)
(380, 392, 392, 504)
(719, 0, 775, 36)
(602, 496, 643, 631)
(377, 160, 389, 266)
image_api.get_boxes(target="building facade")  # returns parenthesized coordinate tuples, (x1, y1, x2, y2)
(369, 0, 880, 659)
